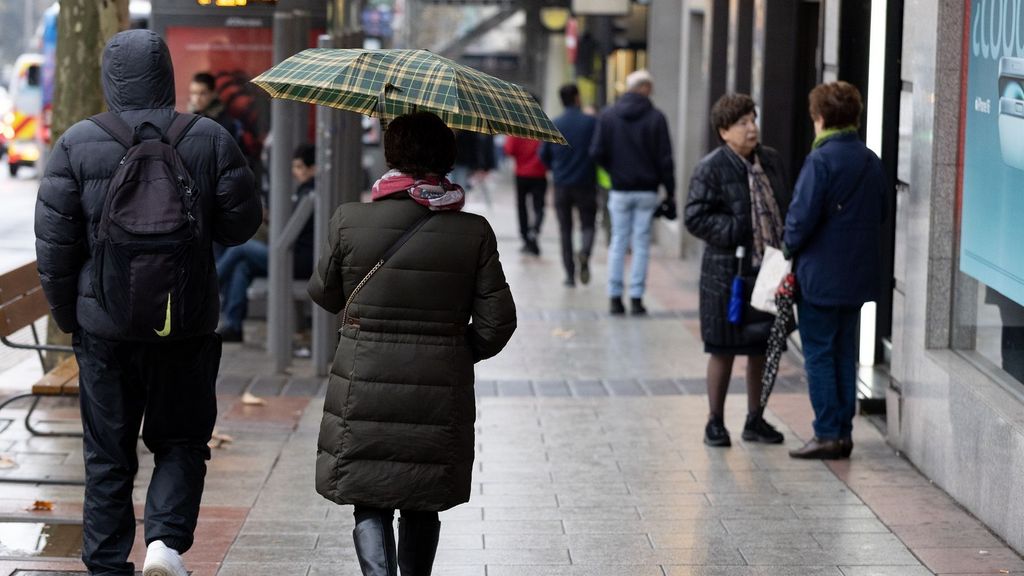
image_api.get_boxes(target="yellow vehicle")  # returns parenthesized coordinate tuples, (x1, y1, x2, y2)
(6, 54, 43, 177)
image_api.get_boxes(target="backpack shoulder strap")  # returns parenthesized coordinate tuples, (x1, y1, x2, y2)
(89, 112, 133, 149)
(166, 113, 201, 148)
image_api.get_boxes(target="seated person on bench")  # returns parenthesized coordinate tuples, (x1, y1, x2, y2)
(216, 143, 315, 342)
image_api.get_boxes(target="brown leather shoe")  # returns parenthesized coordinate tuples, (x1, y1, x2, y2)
(788, 437, 842, 459)
(839, 438, 853, 459)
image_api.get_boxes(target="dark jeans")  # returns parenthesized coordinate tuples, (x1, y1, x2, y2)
(73, 331, 221, 575)
(797, 301, 860, 440)
(554, 184, 597, 280)
(515, 176, 547, 244)
(216, 240, 268, 331)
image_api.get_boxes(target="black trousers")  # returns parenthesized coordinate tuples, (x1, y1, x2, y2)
(73, 331, 221, 576)
(515, 176, 547, 243)
(554, 184, 598, 279)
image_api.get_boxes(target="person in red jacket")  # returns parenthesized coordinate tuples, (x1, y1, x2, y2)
(504, 134, 548, 255)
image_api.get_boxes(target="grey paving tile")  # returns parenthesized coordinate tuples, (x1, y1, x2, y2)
(439, 520, 565, 534)
(282, 376, 326, 397)
(232, 533, 318, 548)
(217, 564, 311, 576)
(741, 546, 921, 566)
(497, 380, 534, 396)
(665, 568, 843, 576)
(791, 505, 878, 520)
(534, 380, 571, 397)
(649, 532, 824, 550)
(563, 519, 728, 535)
(484, 533, 652, 549)
(570, 545, 746, 565)
(488, 567, 662, 576)
(838, 568, 934, 576)
(216, 374, 252, 395)
(248, 375, 289, 396)
(604, 379, 646, 396)
(638, 504, 797, 520)
(483, 506, 640, 521)
(475, 380, 498, 397)
(722, 518, 890, 535)
(433, 547, 571, 564)
(568, 380, 609, 396)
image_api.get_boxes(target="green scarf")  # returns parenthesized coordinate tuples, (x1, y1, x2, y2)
(812, 126, 858, 149)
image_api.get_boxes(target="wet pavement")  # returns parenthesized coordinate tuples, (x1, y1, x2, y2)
(1, 172, 1023, 575)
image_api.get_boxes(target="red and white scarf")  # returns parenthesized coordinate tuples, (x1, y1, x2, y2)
(370, 169, 465, 211)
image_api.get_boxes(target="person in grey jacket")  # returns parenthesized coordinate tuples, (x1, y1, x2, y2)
(309, 112, 516, 576)
(35, 30, 261, 576)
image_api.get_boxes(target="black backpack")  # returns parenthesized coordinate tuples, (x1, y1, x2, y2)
(88, 112, 209, 341)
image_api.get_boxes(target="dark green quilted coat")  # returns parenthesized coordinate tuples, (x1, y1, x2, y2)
(308, 195, 516, 511)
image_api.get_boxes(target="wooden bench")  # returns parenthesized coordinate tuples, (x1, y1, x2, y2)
(0, 260, 80, 437)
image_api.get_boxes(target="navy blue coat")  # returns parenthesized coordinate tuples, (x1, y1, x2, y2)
(783, 133, 887, 307)
(589, 92, 675, 196)
(539, 107, 597, 187)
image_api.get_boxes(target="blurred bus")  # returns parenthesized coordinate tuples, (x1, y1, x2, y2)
(5, 54, 42, 177)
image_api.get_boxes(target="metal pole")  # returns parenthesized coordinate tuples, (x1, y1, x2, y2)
(269, 9, 299, 372)
(291, 9, 311, 149)
(312, 33, 339, 377)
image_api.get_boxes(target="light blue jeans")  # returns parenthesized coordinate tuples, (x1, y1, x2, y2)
(607, 191, 660, 299)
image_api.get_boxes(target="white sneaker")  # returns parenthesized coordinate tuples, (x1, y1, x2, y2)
(143, 540, 188, 576)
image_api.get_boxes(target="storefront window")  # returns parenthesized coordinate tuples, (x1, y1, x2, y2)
(954, 2, 1024, 394)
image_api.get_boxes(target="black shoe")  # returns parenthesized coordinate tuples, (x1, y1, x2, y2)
(788, 437, 842, 459)
(578, 253, 591, 285)
(630, 298, 647, 315)
(527, 239, 541, 255)
(610, 297, 625, 315)
(839, 437, 853, 458)
(398, 516, 441, 576)
(564, 278, 576, 287)
(704, 417, 731, 447)
(217, 326, 243, 343)
(353, 514, 398, 576)
(741, 413, 785, 444)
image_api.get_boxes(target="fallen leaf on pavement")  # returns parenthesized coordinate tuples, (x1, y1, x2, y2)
(208, 430, 235, 450)
(551, 328, 575, 339)
(0, 455, 16, 469)
(27, 500, 53, 512)
(241, 392, 266, 406)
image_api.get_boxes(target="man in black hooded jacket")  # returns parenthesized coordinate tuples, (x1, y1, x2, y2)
(35, 30, 262, 576)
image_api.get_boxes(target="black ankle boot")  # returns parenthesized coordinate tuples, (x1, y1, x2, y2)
(630, 298, 647, 315)
(353, 512, 398, 576)
(610, 297, 625, 315)
(398, 516, 441, 576)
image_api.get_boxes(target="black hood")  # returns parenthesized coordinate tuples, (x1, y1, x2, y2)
(102, 30, 175, 112)
(613, 92, 653, 121)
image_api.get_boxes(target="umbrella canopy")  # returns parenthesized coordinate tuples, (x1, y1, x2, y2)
(251, 48, 567, 144)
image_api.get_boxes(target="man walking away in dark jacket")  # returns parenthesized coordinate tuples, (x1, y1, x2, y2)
(540, 84, 598, 287)
(590, 70, 676, 315)
(35, 30, 262, 576)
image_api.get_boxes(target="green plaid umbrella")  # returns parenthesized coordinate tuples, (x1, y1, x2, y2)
(251, 48, 567, 144)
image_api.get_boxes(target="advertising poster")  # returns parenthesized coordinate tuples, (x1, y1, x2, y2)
(961, 0, 1024, 305)
(165, 26, 274, 114)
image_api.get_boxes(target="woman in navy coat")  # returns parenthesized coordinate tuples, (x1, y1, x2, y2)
(783, 81, 888, 460)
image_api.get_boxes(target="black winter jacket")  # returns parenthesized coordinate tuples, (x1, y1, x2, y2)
(35, 30, 262, 338)
(589, 92, 675, 196)
(685, 145, 790, 351)
(308, 196, 516, 511)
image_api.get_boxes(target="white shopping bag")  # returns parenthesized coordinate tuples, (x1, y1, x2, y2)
(751, 245, 791, 315)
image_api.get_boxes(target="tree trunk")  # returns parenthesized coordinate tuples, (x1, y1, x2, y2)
(44, 0, 128, 370)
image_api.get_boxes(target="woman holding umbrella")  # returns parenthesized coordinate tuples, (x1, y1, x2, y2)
(308, 111, 517, 575)
(784, 81, 887, 460)
(685, 93, 791, 447)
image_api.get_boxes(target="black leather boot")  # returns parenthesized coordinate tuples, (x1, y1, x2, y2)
(353, 510, 398, 576)
(398, 515, 441, 576)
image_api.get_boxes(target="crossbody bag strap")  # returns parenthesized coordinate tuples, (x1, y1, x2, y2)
(341, 211, 436, 326)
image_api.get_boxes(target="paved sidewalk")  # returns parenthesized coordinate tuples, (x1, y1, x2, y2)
(1, 172, 1023, 575)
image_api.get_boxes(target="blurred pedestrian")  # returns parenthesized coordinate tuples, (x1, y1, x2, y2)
(590, 70, 675, 315)
(784, 81, 887, 460)
(215, 143, 316, 343)
(684, 93, 790, 448)
(189, 71, 243, 143)
(540, 84, 598, 287)
(308, 112, 517, 576)
(35, 30, 261, 576)
(505, 132, 548, 255)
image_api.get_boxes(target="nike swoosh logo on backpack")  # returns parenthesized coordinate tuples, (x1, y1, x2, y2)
(155, 294, 171, 337)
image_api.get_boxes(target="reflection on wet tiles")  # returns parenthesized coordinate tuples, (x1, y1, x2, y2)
(0, 521, 83, 558)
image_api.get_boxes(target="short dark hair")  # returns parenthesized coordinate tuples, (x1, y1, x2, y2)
(808, 81, 863, 129)
(559, 84, 579, 108)
(384, 112, 456, 177)
(710, 93, 757, 139)
(192, 72, 216, 91)
(293, 143, 315, 167)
